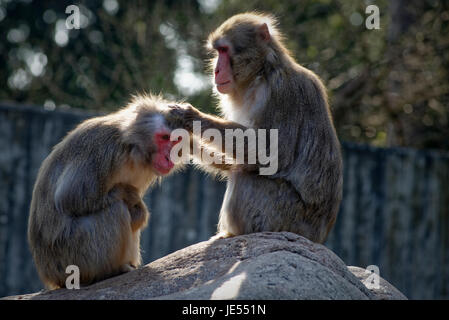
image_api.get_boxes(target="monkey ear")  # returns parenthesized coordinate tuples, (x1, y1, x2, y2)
(258, 23, 271, 42)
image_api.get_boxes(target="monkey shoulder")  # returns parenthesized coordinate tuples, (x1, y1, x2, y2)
(54, 118, 126, 163)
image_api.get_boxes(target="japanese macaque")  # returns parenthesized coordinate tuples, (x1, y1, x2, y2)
(168, 13, 343, 243)
(28, 95, 183, 289)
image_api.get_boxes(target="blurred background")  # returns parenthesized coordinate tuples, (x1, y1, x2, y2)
(0, 0, 448, 299)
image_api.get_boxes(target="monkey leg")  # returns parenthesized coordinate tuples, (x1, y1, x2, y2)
(38, 199, 141, 288)
(83, 201, 136, 282)
(215, 172, 324, 241)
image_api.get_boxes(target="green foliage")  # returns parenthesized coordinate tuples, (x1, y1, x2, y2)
(0, 0, 448, 150)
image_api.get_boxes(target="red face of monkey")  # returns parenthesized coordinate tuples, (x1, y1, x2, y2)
(211, 18, 272, 95)
(214, 44, 234, 94)
(153, 131, 181, 175)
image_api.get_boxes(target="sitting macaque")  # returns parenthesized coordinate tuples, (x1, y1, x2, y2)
(168, 13, 343, 244)
(28, 95, 183, 289)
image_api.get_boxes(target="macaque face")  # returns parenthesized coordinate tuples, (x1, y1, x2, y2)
(214, 43, 234, 94)
(153, 130, 181, 175)
(210, 21, 272, 95)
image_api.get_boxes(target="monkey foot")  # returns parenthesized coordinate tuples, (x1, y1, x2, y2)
(119, 264, 137, 274)
(209, 231, 235, 241)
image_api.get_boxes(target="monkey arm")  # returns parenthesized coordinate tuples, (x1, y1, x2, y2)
(55, 166, 149, 229)
(54, 158, 125, 217)
(189, 135, 235, 172)
(169, 105, 267, 172)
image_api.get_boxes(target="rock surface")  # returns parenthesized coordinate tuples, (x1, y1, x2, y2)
(348, 266, 407, 300)
(3, 232, 406, 300)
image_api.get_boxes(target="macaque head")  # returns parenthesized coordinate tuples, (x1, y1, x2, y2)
(207, 13, 276, 94)
(121, 95, 183, 176)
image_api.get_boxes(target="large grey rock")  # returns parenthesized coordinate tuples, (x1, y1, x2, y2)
(3, 232, 406, 300)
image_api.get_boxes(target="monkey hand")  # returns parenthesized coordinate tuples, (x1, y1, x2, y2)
(110, 183, 141, 207)
(109, 183, 149, 231)
(129, 201, 149, 231)
(167, 103, 202, 132)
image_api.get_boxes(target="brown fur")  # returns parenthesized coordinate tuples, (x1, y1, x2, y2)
(28, 95, 181, 289)
(168, 13, 343, 243)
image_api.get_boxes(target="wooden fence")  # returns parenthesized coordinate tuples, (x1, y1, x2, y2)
(0, 103, 448, 299)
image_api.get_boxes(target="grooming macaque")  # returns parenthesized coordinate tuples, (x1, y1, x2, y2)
(28, 95, 182, 289)
(169, 13, 343, 243)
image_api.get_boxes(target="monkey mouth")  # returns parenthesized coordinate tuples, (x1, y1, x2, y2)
(216, 81, 231, 86)
(154, 154, 174, 175)
(165, 155, 173, 166)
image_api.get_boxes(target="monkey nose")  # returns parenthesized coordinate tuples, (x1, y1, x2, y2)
(215, 68, 219, 76)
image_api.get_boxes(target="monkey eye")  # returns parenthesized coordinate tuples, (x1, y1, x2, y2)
(217, 46, 228, 54)
(155, 132, 171, 142)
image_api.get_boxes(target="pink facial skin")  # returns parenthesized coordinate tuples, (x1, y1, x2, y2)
(214, 46, 234, 94)
(153, 131, 182, 175)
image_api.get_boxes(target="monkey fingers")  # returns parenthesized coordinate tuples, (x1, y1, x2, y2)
(165, 105, 186, 128)
(110, 183, 141, 207)
(167, 104, 201, 132)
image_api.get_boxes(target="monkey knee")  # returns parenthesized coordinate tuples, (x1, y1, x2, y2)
(110, 183, 141, 207)
(129, 203, 149, 231)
